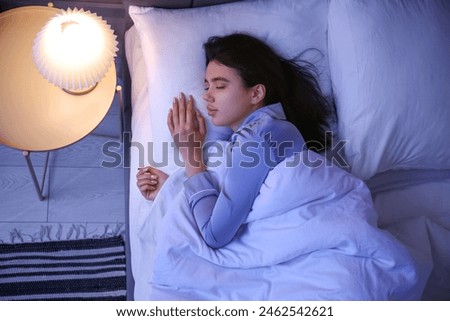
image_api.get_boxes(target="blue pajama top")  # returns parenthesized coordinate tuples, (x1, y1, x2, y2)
(183, 103, 305, 248)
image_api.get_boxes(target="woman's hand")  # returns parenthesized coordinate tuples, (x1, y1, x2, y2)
(167, 93, 207, 177)
(136, 166, 169, 201)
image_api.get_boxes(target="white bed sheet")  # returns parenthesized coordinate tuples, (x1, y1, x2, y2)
(368, 171, 450, 300)
(125, 26, 156, 300)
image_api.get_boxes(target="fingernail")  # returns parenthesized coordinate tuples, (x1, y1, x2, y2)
(150, 175, 157, 179)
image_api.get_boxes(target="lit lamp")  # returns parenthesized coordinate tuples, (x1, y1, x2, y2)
(0, 5, 120, 201)
(32, 8, 118, 95)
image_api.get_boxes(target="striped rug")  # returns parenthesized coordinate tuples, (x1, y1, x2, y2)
(0, 236, 126, 301)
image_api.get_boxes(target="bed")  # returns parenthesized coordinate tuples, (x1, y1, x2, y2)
(124, 0, 450, 300)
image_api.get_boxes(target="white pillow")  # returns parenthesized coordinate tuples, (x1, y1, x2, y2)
(129, 0, 330, 174)
(328, 0, 450, 180)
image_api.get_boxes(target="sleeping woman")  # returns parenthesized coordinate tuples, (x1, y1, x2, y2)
(136, 33, 333, 249)
(136, 33, 420, 300)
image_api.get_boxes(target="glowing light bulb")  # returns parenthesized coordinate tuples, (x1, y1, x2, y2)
(32, 8, 118, 94)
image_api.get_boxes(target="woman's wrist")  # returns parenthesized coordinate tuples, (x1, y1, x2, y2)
(180, 147, 205, 177)
(188, 151, 206, 177)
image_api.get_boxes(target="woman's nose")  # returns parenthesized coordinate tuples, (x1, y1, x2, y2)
(203, 90, 214, 102)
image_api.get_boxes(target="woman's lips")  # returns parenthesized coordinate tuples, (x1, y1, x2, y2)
(206, 105, 217, 116)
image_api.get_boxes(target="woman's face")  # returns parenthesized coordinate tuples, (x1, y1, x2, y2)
(203, 60, 261, 131)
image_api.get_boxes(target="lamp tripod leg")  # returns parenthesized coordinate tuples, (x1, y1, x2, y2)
(23, 151, 50, 201)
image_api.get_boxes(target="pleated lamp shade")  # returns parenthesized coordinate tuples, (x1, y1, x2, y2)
(32, 8, 118, 93)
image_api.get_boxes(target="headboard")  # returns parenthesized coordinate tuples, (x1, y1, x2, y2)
(123, 0, 241, 28)
(124, 0, 239, 8)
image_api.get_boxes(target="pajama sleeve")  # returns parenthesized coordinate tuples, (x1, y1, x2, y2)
(184, 135, 274, 249)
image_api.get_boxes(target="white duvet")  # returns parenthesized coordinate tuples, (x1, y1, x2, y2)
(137, 150, 423, 300)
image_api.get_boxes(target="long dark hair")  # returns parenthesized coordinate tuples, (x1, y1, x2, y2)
(203, 33, 334, 151)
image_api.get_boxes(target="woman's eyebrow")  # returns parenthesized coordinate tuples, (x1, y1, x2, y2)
(205, 77, 230, 83)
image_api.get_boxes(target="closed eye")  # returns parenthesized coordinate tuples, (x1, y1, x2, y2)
(203, 85, 225, 91)
(204, 77, 230, 91)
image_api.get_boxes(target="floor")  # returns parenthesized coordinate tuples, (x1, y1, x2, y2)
(0, 99, 127, 244)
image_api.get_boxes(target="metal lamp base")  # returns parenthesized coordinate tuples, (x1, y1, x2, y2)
(63, 83, 98, 95)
